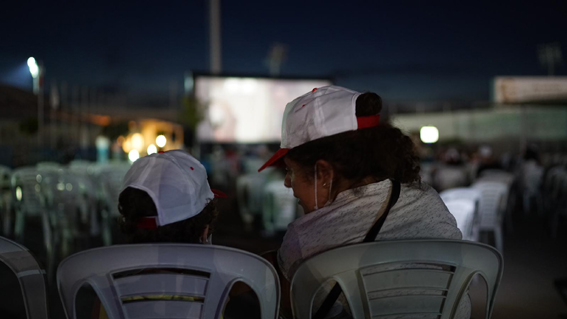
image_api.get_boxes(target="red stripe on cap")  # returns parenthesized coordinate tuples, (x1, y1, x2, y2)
(357, 115, 380, 129)
(258, 148, 289, 172)
(211, 189, 227, 198)
(137, 217, 158, 229)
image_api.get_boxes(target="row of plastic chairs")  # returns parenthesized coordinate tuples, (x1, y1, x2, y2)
(440, 169, 514, 253)
(0, 161, 131, 281)
(0, 235, 503, 319)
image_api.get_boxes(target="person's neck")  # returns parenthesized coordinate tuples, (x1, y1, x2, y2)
(331, 176, 384, 201)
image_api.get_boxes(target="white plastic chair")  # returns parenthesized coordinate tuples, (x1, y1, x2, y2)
(93, 162, 131, 245)
(236, 173, 268, 230)
(473, 181, 509, 253)
(262, 179, 297, 236)
(57, 244, 280, 319)
(444, 199, 476, 241)
(290, 240, 503, 319)
(10, 167, 46, 241)
(0, 236, 48, 319)
(0, 165, 12, 236)
(440, 188, 482, 241)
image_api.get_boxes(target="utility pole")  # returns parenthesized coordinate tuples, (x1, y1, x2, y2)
(209, 0, 222, 74)
(539, 43, 563, 76)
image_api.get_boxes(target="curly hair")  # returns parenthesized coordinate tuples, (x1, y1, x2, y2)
(285, 92, 421, 185)
(118, 187, 219, 244)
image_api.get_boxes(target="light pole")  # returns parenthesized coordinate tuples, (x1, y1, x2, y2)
(27, 57, 43, 144)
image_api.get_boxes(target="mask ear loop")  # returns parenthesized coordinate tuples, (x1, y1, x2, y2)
(326, 178, 333, 205)
(314, 164, 319, 210)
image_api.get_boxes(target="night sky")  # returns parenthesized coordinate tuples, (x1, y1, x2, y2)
(1, 0, 566, 103)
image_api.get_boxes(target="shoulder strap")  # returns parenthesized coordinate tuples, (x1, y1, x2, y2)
(313, 180, 401, 319)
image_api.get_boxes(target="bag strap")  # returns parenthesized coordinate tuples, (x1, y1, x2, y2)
(313, 180, 401, 319)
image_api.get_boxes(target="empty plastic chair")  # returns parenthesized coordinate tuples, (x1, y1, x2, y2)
(444, 199, 476, 241)
(10, 167, 46, 241)
(262, 179, 297, 236)
(291, 240, 503, 319)
(57, 244, 280, 319)
(0, 165, 12, 236)
(473, 181, 509, 253)
(0, 236, 48, 319)
(440, 188, 482, 241)
(93, 162, 131, 245)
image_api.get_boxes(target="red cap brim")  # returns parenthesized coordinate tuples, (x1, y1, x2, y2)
(211, 188, 228, 198)
(258, 148, 289, 172)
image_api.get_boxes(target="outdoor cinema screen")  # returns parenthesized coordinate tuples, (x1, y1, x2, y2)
(194, 76, 332, 143)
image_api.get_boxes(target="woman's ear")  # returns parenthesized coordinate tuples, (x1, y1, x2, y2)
(315, 160, 334, 184)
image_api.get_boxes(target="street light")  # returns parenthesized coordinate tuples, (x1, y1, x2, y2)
(27, 57, 43, 144)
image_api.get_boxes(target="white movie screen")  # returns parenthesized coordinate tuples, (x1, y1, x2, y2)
(195, 76, 332, 143)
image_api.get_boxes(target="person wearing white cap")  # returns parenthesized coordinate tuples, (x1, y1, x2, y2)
(92, 150, 230, 319)
(259, 86, 469, 319)
(118, 150, 226, 244)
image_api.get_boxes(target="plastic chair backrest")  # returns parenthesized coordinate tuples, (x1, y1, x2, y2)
(439, 188, 481, 204)
(57, 244, 280, 319)
(262, 180, 297, 232)
(96, 163, 131, 217)
(291, 240, 503, 319)
(11, 167, 44, 216)
(472, 181, 508, 228)
(0, 236, 48, 319)
(0, 165, 11, 189)
(444, 199, 476, 240)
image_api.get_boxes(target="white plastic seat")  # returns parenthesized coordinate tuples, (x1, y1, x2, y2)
(444, 199, 476, 241)
(290, 240, 503, 319)
(0, 236, 48, 319)
(236, 173, 268, 230)
(440, 188, 482, 241)
(0, 165, 12, 236)
(262, 179, 297, 235)
(93, 162, 131, 245)
(57, 244, 280, 319)
(473, 181, 509, 253)
(10, 167, 46, 241)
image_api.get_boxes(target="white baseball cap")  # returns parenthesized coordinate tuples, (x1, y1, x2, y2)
(121, 150, 226, 228)
(258, 85, 380, 172)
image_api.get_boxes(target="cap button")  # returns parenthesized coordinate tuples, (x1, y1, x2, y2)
(312, 88, 318, 93)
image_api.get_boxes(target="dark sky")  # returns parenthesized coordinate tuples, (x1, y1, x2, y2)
(1, 0, 566, 103)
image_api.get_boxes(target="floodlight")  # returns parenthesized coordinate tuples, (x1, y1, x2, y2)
(420, 126, 439, 144)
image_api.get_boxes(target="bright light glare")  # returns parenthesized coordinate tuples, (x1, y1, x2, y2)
(27, 57, 39, 78)
(128, 150, 140, 162)
(156, 135, 167, 148)
(147, 144, 157, 155)
(420, 126, 439, 144)
(131, 133, 145, 151)
(16, 187, 22, 201)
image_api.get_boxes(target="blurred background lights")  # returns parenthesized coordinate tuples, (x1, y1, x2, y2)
(147, 144, 157, 155)
(16, 187, 22, 201)
(27, 57, 39, 78)
(420, 126, 439, 144)
(128, 150, 140, 162)
(156, 135, 167, 148)
(131, 133, 144, 151)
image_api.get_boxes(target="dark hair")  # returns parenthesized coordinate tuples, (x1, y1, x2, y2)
(286, 92, 420, 185)
(118, 187, 219, 244)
